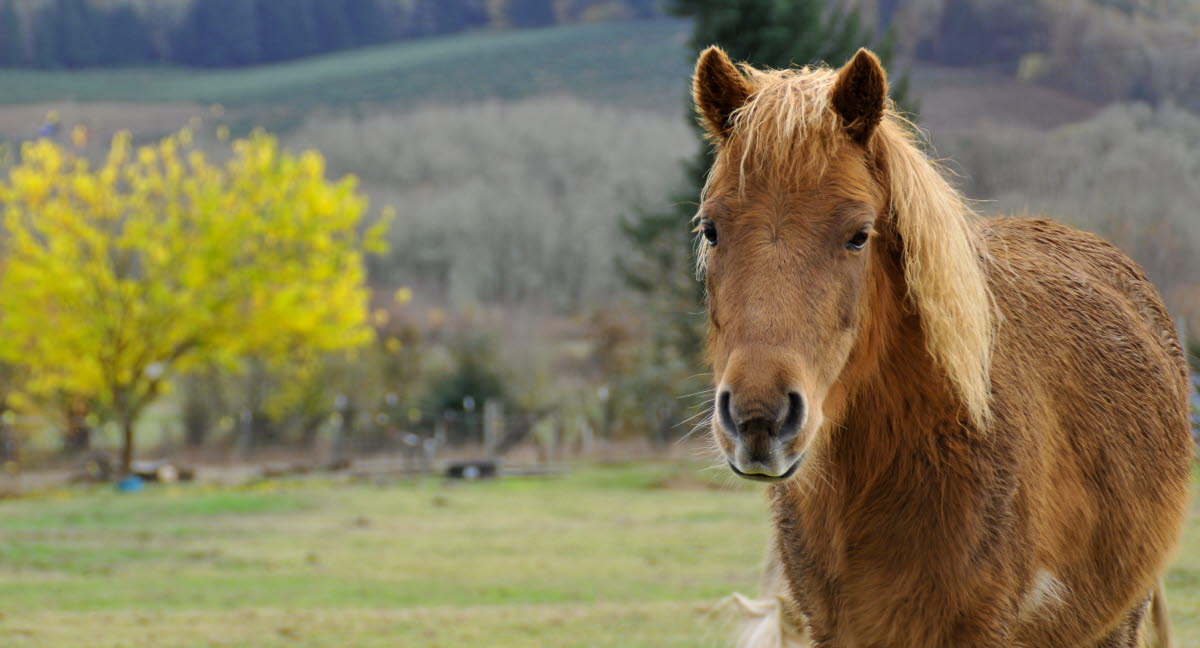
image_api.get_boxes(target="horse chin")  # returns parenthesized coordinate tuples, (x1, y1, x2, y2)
(727, 453, 804, 483)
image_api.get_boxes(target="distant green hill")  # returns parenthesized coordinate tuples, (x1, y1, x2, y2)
(1, 1, 665, 69)
(0, 19, 691, 112)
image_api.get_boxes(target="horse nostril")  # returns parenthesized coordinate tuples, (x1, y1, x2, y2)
(779, 391, 804, 438)
(717, 390, 738, 437)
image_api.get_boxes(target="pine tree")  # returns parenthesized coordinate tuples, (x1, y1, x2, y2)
(173, 0, 262, 66)
(255, 0, 319, 63)
(618, 0, 912, 422)
(31, 8, 60, 68)
(313, 1, 355, 51)
(423, 0, 489, 35)
(24, 0, 156, 68)
(0, 0, 22, 66)
(54, 0, 103, 68)
(342, 0, 393, 47)
(102, 6, 155, 65)
(627, 0, 662, 19)
(506, 0, 557, 27)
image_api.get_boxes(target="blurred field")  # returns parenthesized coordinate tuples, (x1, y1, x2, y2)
(0, 463, 765, 647)
(0, 19, 689, 111)
(0, 462, 1196, 647)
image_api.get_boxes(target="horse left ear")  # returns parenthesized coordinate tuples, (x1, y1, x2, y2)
(693, 46, 751, 141)
(831, 49, 888, 144)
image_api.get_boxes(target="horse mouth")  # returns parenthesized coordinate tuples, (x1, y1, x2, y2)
(727, 456, 802, 483)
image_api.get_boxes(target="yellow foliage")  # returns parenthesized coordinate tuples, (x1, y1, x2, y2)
(0, 129, 388, 442)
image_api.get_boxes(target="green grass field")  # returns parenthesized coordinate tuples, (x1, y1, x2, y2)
(0, 462, 1196, 647)
(0, 20, 690, 111)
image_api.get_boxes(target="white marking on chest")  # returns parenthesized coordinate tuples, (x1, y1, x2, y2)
(1019, 569, 1067, 619)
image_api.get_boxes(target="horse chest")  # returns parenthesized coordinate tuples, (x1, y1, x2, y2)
(771, 463, 1020, 646)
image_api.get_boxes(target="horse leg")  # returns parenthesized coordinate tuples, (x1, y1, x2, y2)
(1092, 595, 1151, 648)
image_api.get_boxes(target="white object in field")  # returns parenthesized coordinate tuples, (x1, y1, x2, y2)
(724, 546, 811, 648)
(726, 591, 812, 648)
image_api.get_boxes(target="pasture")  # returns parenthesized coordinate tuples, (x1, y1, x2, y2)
(0, 461, 1196, 647)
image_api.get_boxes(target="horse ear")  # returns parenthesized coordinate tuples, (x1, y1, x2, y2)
(831, 48, 888, 144)
(693, 46, 751, 141)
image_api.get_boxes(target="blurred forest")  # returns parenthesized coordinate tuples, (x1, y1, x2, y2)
(0, 0, 1196, 479)
(0, 0, 663, 68)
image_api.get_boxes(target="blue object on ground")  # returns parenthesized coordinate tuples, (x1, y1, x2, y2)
(116, 475, 143, 493)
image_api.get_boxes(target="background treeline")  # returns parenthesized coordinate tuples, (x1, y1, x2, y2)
(0, 0, 664, 69)
(865, 0, 1200, 110)
(5, 0, 1200, 113)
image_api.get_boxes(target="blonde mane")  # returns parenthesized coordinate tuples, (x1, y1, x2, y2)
(698, 64, 995, 427)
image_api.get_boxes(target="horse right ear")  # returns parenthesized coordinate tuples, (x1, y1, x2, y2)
(830, 49, 888, 144)
(693, 46, 751, 141)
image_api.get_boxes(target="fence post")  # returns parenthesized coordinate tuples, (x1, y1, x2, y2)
(598, 385, 612, 440)
(236, 408, 253, 460)
(421, 437, 437, 474)
(333, 394, 352, 464)
(0, 411, 18, 496)
(547, 412, 560, 461)
(483, 400, 502, 455)
(578, 415, 594, 457)
(434, 415, 447, 449)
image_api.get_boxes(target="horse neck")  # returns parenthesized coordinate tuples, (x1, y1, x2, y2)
(826, 232, 965, 471)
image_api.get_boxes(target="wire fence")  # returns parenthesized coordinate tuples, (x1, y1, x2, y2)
(0, 396, 664, 473)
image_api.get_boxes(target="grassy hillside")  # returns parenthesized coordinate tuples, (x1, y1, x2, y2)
(0, 19, 691, 112)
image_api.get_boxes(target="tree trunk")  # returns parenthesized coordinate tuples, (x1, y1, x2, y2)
(63, 399, 91, 454)
(63, 419, 90, 453)
(119, 413, 135, 477)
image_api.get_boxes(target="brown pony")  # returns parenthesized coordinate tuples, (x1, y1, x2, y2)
(693, 47, 1193, 648)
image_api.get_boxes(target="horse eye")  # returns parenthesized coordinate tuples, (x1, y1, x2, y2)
(702, 221, 718, 246)
(846, 228, 869, 251)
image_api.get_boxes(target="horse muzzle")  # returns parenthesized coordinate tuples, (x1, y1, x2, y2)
(715, 389, 807, 482)
(728, 453, 803, 482)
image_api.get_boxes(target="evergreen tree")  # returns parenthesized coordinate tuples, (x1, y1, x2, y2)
(627, 0, 662, 19)
(0, 0, 22, 66)
(54, 0, 103, 68)
(342, 0, 393, 47)
(31, 9, 60, 68)
(173, 0, 262, 66)
(5, 1, 155, 69)
(313, 0, 355, 51)
(618, 0, 912, 420)
(422, 0, 489, 35)
(255, 0, 319, 63)
(506, 0, 557, 27)
(102, 6, 155, 65)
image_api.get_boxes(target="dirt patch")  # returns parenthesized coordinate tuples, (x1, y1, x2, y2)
(0, 101, 212, 143)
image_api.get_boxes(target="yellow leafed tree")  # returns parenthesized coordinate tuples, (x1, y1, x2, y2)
(0, 129, 390, 475)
